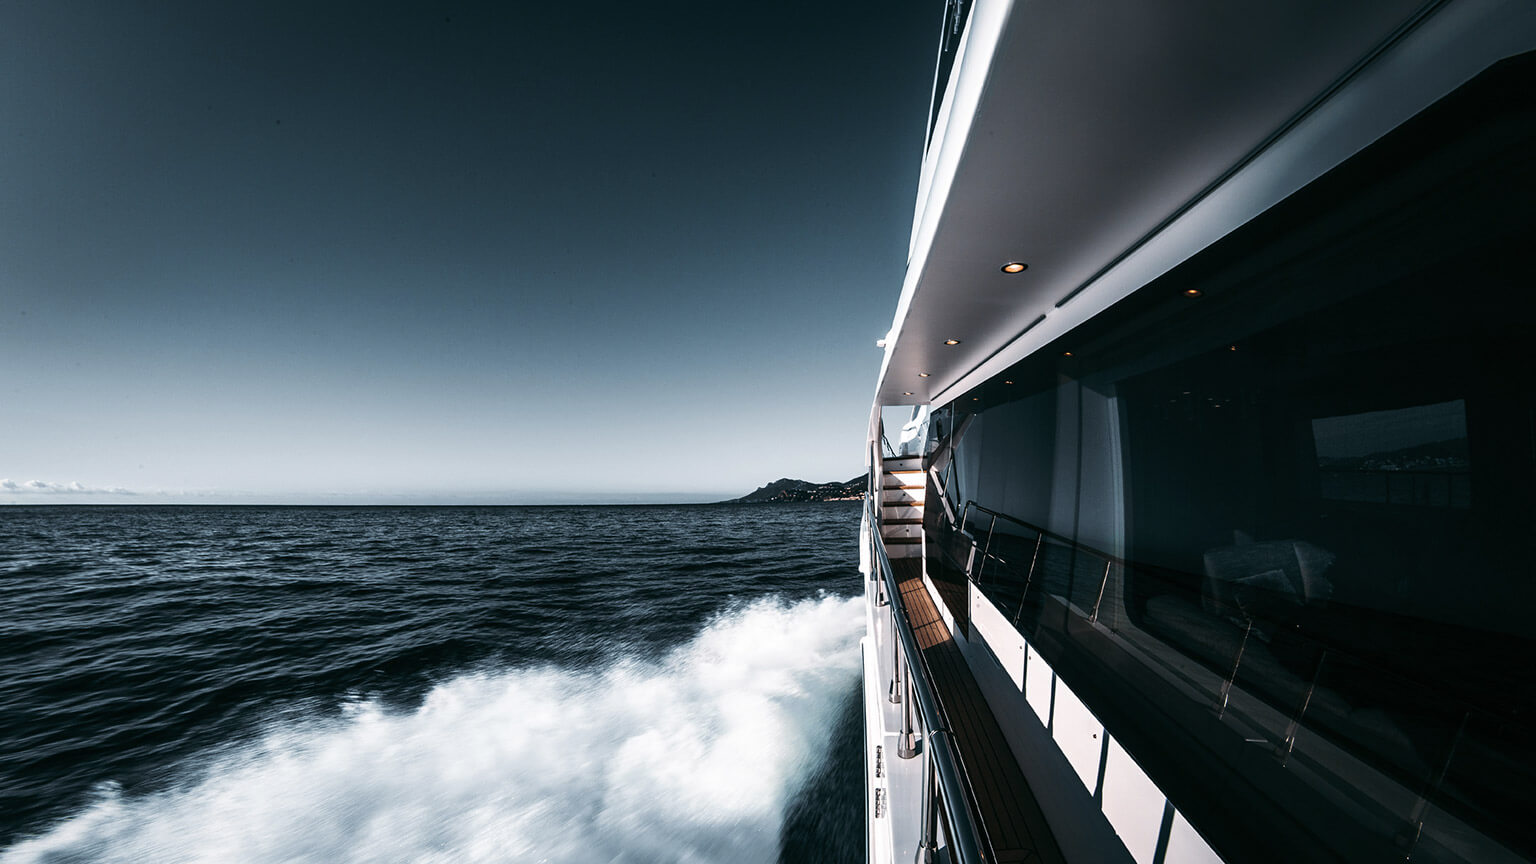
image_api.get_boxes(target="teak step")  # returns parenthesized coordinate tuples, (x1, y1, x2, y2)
(883, 536, 922, 545)
(882, 517, 923, 525)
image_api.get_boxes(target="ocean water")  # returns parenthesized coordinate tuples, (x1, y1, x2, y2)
(0, 503, 865, 863)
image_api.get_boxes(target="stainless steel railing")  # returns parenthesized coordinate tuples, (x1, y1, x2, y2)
(949, 492, 1519, 835)
(957, 500, 1122, 624)
(867, 497, 987, 864)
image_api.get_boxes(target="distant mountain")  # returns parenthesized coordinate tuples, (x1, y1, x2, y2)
(723, 476, 865, 504)
(1318, 437, 1470, 472)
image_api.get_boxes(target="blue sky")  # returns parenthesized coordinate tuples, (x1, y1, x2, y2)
(1, 2, 936, 503)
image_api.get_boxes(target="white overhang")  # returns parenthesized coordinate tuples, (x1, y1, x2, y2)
(873, 0, 1536, 414)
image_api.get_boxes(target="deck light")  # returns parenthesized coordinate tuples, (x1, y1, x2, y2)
(944, 339, 960, 346)
(1183, 288, 1202, 297)
(1063, 351, 1073, 357)
(1004, 380, 1013, 385)
(1001, 262, 1028, 274)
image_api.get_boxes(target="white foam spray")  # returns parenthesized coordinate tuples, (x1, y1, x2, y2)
(3, 595, 864, 864)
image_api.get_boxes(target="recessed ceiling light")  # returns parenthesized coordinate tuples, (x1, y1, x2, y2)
(944, 339, 960, 346)
(972, 397, 980, 401)
(1001, 262, 1028, 274)
(903, 391, 913, 396)
(1228, 345, 1238, 351)
(918, 372, 930, 378)
(1063, 351, 1073, 357)
(1183, 288, 1202, 297)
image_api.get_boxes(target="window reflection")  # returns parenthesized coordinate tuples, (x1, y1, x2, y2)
(1314, 400, 1471, 507)
(918, 53, 1536, 864)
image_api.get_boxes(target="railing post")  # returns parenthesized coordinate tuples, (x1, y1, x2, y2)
(898, 657, 920, 759)
(889, 604, 904, 704)
(915, 742, 938, 863)
(1214, 619, 1254, 717)
(1089, 558, 1114, 623)
(1403, 710, 1470, 855)
(1277, 650, 1326, 762)
(975, 513, 998, 585)
(873, 523, 889, 607)
(1013, 531, 1046, 626)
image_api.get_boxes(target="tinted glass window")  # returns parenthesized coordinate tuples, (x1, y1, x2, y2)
(925, 52, 1536, 864)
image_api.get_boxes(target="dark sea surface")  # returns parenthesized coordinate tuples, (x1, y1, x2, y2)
(0, 503, 865, 863)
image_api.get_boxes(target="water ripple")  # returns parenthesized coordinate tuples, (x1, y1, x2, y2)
(0, 502, 862, 861)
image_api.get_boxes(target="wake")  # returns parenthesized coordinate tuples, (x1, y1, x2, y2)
(2, 595, 864, 864)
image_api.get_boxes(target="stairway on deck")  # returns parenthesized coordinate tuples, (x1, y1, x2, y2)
(880, 456, 924, 559)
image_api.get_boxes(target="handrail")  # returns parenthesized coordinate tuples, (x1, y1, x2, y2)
(957, 500, 1130, 621)
(961, 500, 1127, 571)
(868, 497, 987, 864)
(954, 497, 1534, 733)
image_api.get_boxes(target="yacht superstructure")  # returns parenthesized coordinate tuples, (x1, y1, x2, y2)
(860, 2, 1536, 862)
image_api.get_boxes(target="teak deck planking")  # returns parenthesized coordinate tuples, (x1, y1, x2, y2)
(891, 557, 1065, 864)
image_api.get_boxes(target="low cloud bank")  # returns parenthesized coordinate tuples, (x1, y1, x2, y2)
(0, 479, 136, 495)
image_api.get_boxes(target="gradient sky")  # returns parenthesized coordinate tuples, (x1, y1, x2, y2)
(1, 2, 937, 503)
